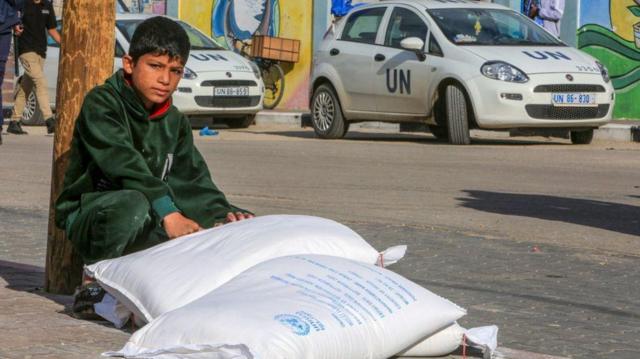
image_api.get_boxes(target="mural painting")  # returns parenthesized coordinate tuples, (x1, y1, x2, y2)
(117, 0, 167, 15)
(578, 0, 640, 119)
(179, 0, 311, 110)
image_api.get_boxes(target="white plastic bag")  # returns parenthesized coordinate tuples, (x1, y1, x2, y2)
(107, 255, 466, 359)
(87, 215, 406, 324)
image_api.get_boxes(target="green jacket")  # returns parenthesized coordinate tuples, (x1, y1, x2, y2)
(55, 70, 245, 229)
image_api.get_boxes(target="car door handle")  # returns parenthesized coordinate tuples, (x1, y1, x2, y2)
(374, 54, 386, 62)
(330, 48, 340, 56)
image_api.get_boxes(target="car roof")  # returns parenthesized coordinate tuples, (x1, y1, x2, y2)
(373, 0, 507, 10)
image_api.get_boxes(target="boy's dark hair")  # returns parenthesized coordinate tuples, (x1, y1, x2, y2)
(129, 17, 190, 64)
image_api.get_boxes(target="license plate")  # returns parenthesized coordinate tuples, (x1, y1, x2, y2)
(214, 87, 249, 97)
(551, 93, 597, 106)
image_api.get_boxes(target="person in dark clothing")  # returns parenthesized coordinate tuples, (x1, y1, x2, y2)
(7, 0, 59, 135)
(0, 0, 23, 144)
(56, 16, 254, 319)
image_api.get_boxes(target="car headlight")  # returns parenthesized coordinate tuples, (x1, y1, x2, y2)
(481, 61, 528, 83)
(249, 61, 261, 79)
(596, 61, 610, 83)
(182, 67, 197, 80)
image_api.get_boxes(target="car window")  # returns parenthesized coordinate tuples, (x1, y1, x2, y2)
(429, 35, 443, 56)
(341, 7, 386, 44)
(428, 8, 564, 46)
(115, 41, 125, 58)
(49, 20, 128, 58)
(384, 7, 428, 49)
(116, 19, 224, 50)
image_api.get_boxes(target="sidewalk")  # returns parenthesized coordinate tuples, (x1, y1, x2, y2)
(255, 111, 640, 143)
(0, 261, 568, 359)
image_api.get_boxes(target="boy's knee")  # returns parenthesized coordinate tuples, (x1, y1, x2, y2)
(106, 190, 150, 217)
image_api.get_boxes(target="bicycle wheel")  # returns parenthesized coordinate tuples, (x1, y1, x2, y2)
(261, 63, 285, 109)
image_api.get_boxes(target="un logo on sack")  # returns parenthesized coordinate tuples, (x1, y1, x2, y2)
(274, 314, 311, 336)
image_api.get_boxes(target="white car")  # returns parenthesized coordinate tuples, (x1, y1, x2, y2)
(22, 14, 264, 128)
(311, 0, 614, 144)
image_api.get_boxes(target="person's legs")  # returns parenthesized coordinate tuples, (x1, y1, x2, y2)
(7, 53, 34, 135)
(0, 31, 13, 144)
(66, 190, 168, 265)
(31, 54, 56, 133)
(67, 190, 169, 320)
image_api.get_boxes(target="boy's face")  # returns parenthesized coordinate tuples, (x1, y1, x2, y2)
(122, 53, 184, 110)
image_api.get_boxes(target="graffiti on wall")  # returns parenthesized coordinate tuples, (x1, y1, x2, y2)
(578, 0, 640, 119)
(180, 0, 311, 110)
(117, 0, 166, 14)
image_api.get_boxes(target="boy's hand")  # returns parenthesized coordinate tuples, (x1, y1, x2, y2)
(13, 24, 23, 36)
(163, 212, 202, 239)
(214, 212, 255, 227)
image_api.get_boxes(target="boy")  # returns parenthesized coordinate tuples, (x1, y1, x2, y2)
(55, 17, 253, 317)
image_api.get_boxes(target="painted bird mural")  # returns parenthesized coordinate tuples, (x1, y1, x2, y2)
(212, 0, 280, 49)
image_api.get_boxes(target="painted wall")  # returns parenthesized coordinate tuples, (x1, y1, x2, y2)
(578, 0, 640, 120)
(116, 0, 167, 14)
(179, 0, 313, 110)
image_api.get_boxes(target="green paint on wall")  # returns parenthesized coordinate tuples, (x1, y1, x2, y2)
(578, 24, 640, 120)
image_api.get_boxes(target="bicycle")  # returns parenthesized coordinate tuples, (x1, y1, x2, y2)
(228, 34, 285, 110)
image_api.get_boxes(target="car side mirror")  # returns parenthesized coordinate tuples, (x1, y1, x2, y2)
(400, 37, 426, 61)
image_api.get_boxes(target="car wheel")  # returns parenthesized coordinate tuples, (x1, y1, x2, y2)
(227, 115, 255, 129)
(20, 90, 44, 126)
(311, 84, 347, 139)
(570, 129, 594, 145)
(445, 84, 471, 145)
(427, 125, 448, 140)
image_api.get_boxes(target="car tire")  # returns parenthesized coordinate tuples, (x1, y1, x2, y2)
(227, 115, 255, 129)
(445, 84, 471, 145)
(20, 90, 45, 126)
(427, 125, 448, 140)
(311, 84, 347, 139)
(570, 129, 594, 145)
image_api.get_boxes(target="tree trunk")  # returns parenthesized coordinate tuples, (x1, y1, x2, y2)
(45, 0, 116, 294)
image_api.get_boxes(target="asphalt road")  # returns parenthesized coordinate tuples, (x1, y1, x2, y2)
(0, 125, 638, 358)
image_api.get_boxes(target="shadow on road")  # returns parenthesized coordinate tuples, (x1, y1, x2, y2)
(250, 130, 568, 146)
(0, 260, 71, 306)
(458, 190, 640, 237)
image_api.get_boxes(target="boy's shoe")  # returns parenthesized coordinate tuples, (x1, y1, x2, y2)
(7, 120, 28, 135)
(45, 117, 56, 134)
(71, 281, 106, 320)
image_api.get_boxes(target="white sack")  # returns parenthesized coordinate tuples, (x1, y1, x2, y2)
(398, 323, 499, 357)
(107, 255, 466, 359)
(398, 322, 465, 357)
(86, 215, 406, 324)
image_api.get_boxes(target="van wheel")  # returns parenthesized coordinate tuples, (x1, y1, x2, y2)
(570, 129, 594, 144)
(21, 90, 44, 126)
(445, 84, 470, 145)
(311, 84, 347, 139)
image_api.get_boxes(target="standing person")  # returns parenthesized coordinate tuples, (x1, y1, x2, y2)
(6, 0, 59, 136)
(0, 0, 23, 144)
(528, 0, 564, 37)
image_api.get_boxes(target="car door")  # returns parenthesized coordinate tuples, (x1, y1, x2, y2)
(331, 6, 387, 113)
(373, 6, 434, 115)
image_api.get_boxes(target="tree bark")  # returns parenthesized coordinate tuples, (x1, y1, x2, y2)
(45, 0, 116, 294)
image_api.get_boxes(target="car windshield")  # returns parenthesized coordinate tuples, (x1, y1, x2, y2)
(116, 19, 224, 50)
(428, 8, 564, 46)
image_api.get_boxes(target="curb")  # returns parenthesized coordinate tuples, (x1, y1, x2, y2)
(254, 111, 639, 143)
